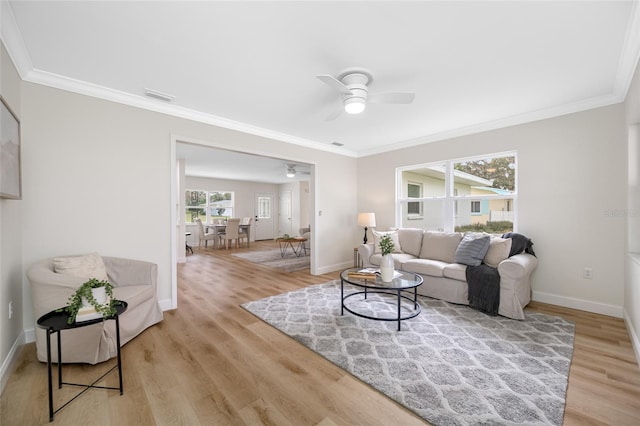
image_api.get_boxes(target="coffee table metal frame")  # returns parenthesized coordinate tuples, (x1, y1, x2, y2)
(340, 268, 423, 331)
(36, 301, 128, 422)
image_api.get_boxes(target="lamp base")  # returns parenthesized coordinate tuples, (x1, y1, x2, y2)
(363, 226, 368, 244)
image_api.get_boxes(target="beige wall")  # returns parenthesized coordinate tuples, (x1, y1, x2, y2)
(19, 81, 357, 332)
(358, 103, 627, 317)
(0, 41, 24, 390)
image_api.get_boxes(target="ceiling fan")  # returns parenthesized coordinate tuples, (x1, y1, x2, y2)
(317, 68, 416, 120)
(285, 164, 311, 178)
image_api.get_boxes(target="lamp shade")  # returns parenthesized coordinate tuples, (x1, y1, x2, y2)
(357, 212, 376, 228)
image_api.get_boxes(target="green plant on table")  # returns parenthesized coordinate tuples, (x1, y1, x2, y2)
(60, 278, 117, 324)
(379, 234, 395, 256)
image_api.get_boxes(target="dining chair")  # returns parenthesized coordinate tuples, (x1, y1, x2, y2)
(221, 218, 241, 249)
(195, 218, 217, 248)
(238, 217, 252, 246)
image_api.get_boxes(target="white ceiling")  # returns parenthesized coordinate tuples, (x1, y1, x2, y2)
(3, 1, 640, 179)
(176, 143, 312, 184)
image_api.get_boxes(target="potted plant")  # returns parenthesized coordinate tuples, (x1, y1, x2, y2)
(62, 278, 118, 324)
(379, 234, 395, 282)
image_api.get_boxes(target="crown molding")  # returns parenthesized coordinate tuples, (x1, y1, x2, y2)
(1, 0, 33, 78)
(2, 0, 638, 159)
(357, 92, 625, 157)
(27, 68, 359, 158)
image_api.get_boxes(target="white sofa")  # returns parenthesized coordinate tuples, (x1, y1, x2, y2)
(357, 228, 538, 319)
(28, 254, 164, 364)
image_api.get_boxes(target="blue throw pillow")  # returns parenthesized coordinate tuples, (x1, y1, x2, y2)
(454, 233, 491, 266)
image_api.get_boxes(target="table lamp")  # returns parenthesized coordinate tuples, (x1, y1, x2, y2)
(357, 212, 376, 244)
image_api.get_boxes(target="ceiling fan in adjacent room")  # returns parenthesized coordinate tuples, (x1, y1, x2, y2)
(285, 164, 311, 178)
(317, 68, 416, 120)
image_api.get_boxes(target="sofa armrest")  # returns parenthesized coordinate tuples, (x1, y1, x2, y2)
(357, 243, 375, 267)
(498, 253, 538, 281)
(103, 256, 158, 289)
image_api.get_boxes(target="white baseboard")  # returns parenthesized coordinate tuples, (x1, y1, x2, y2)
(532, 290, 623, 318)
(315, 261, 353, 276)
(24, 327, 35, 343)
(624, 310, 640, 366)
(158, 298, 174, 311)
(0, 330, 26, 395)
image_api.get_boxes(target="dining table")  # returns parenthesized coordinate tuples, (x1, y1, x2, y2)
(206, 223, 251, 248)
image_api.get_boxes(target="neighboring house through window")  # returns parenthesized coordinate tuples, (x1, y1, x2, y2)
(407, 182, 423, 218)
(396, 152, 517, 233)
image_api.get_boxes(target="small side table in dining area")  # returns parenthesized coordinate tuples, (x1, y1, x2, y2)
(36, 301, 128, 422)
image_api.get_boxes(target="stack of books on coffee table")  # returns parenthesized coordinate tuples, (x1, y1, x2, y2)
(347, 268, 379, 279)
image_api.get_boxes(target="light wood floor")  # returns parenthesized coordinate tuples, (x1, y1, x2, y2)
(2, 241, 640, 425)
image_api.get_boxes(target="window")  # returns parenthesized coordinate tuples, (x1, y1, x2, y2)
(185, 190, 234, 223)
(407, 182, 422, 218)
(396, 152, 516, 234)
(257, 196, 271, 219)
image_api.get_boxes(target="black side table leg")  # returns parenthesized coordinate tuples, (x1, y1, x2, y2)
(116, 315, 123, 395)
(46, 329, 54, 422)
(57, 331, 62, 389)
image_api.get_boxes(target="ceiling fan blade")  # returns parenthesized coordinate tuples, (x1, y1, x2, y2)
(317, 74, 352, 95)
(368, 92, 416, 104)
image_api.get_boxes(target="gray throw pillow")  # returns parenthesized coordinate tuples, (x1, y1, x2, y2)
(454, 233, 491, 266)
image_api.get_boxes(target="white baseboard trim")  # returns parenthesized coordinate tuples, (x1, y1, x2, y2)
(532, 290, 623, 318)
(25, 327, 35, 343)
(158, 298, 173, 311)
(315, 261, 352, 276)
(0, 330, 26, 395)
(624, 310, 640, 366)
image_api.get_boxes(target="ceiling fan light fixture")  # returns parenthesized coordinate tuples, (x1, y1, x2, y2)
(344, 97, 366, 114)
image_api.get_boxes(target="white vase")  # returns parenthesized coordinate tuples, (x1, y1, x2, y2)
(380, 254, 395, 282)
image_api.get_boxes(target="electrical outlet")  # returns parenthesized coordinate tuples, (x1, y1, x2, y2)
(8, 301, 13, 319)
(583, 268, 593, 279)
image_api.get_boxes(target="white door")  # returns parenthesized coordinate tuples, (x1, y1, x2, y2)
(254, 193, 275, 240)
(279, 190, 292, 237)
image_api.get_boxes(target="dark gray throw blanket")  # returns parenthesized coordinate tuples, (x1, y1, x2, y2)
(466, 264, 500, 315)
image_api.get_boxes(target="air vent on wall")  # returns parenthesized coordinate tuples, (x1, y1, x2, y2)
(144, 88, 175, 102)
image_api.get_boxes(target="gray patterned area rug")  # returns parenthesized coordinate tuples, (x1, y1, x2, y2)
(241, 281, 575, 426)
(232, 249, 310, 272)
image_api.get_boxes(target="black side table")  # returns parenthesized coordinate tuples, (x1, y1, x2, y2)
(36, 300, 128, 422)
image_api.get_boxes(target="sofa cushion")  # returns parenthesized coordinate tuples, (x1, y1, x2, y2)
(419, 231, 462, 263)
(402, 259, 447, 277)
(370, 252, 416, 267)
(372, 230, 402, 254)
(484, 236, 513, 268)
(443, 263, 467, 281)
(396, 228, 424, 257)
(455, 232, 491, 266)
(53, 253, 109, 282)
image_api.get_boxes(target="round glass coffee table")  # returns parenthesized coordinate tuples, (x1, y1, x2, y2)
(340, 268, 423, 331)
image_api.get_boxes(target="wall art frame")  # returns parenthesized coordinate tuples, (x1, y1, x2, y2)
(0, 95, 21, 199)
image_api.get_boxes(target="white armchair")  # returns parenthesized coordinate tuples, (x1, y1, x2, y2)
(27, 254, 164, 364)
(299, 226, 311, 251)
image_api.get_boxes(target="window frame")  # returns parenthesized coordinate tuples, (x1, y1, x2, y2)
(406, 181, 423, 219)
(395, 151, 517, 232)
(185, 189, 235, 224)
